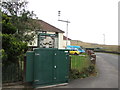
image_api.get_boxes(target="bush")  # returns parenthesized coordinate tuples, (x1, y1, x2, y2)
(70, 69, 80, 79)
(1, 34, 28, 64)
(0, 49, 7, 62)
(87, 65, 95, 74)
(70, 65, 95, 79)
(2, 13, 17, 34)
(1, 13, 28, 66)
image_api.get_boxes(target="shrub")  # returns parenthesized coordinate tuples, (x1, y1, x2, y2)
(2, 13, 17, 34)
(1, 34, 28, 65)
(87, 65, 95, 74)
(70, 65, 95, 79)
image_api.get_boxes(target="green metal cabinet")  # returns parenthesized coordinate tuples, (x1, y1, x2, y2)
(26, 48, 69, 87)
(26, 51, 34, 82)
(53, 50, 69, 83)
(33, 48, 56, 85)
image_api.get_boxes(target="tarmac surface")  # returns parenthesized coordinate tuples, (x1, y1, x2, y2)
(56, 52, 118, 88)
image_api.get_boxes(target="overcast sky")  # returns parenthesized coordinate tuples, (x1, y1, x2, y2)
(27, 0, 119, 45)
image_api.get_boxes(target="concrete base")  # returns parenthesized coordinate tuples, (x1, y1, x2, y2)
(36, 83, 68, 89)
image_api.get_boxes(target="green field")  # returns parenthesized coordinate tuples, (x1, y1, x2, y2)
(71, 55, 91, 72)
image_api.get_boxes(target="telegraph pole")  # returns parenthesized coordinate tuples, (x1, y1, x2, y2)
(58, 11, 70, 47)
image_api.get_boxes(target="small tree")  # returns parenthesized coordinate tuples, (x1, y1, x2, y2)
(1, 1, 41, 43)
(2, 13, 16, 34)
(2, 34, 28, 64)
(1, 12, 28, 65)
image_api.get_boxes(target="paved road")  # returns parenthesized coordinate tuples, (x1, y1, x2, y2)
(57, 52, 118, 88)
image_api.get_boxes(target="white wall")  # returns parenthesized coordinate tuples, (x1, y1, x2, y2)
(58, 33, 64, 49)
(47, 32, 55, 34)
(63, 40, 71, 48)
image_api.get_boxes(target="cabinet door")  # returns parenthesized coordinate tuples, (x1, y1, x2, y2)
(54, 50, 69, 83)
(34, 49, 54, 85)
(26, 51, 34, 82)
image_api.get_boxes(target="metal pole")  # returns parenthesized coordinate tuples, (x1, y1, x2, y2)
(66, 22, 68, 46)
(103, 34, 105, 45)
(58, 11, 70, 47)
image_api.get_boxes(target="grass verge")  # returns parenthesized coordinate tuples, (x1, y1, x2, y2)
(70, 54, 97, 79)
(71, 55, 90, 72)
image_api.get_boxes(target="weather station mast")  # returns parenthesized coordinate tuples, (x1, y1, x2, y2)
(58, 11, 70, 47)
(103, 34, 105, 45)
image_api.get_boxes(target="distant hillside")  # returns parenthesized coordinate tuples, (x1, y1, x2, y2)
(71, 40, 120, 52)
